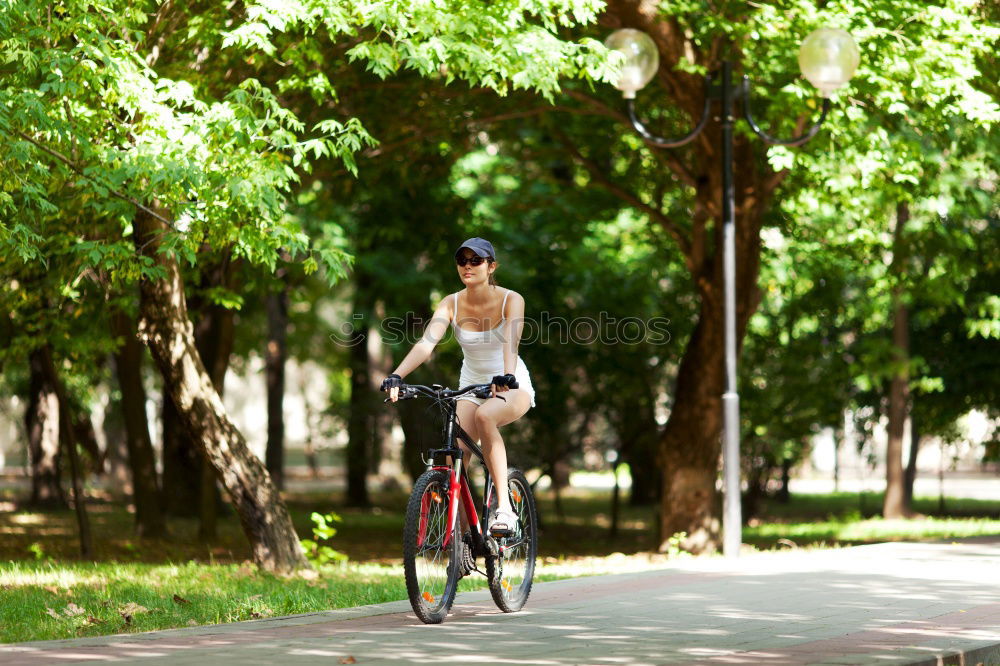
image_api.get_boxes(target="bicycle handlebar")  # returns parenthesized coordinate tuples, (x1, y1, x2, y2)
(382, 382, 494, 403)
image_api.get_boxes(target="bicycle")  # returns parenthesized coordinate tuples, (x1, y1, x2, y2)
(383, 381, 538, 624)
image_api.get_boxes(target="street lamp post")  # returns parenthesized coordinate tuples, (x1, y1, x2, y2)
(605, 27, 859, 558)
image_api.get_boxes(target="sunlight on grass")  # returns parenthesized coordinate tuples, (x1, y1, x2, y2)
(746, 516, 1000, 546)
(0, 560, 410, 644)
(0, 565, 105, 588)
(8, 514, 46, 526)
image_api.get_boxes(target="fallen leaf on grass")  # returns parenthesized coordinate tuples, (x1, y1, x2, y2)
(250, 612, 262, 619)
(45, 608, 60, 619)
(172, 594, 190, 605)
(86, 616, 102, 625)
(119, 602, 150, 624)
(63, 603, 85, 617)
(119, 602, 149, 615)
(187, 620, 198, 626)
(339, 657, 356, 664)
(248, 594, 262, 601)
(43, 585, 59, 594)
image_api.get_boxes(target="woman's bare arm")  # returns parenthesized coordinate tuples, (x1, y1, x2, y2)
(500, 290, 525, 378)
(390, 295, 453, 379)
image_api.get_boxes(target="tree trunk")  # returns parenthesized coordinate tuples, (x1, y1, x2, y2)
(161, 393, 201, 516)
(884, 202, 911, 519)
(132, 209, 308, 573)
(623, 436, 659, 506)
(70, 413, 102, 473)
(904, 409, 920, 510)
(551, 463, 565, 520)
(38, 346, 92, 558)
(101, 375, 131, 502)
(742, 443, 768, 521)
(265, 283, 289, 490)
(191, 255, 239, 541)
(610, 457, 622, 540)
(657, 305, 726, 552)
(25, 349, 66, 508)
(777, 456, 792, 503)
(298, 370, 320, 479)
(614, 379, 660, 506)
(398, 397, 436, 482)
(112, 312, 167, 538)
(346, 278, 373, 506)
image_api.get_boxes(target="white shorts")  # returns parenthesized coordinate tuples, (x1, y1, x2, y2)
(456, 356, 536, 409)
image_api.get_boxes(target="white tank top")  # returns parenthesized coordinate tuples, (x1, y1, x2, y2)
(451, 288, 510, 373)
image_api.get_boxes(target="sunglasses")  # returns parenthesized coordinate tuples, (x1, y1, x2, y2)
(456, 255, 488, 267)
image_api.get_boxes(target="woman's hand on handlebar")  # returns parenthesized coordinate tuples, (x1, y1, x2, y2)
(380, 374, 403, 403)
(490, 373, 518, 398)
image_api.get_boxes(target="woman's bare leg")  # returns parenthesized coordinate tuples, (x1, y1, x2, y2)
(474, 390, 531, 516)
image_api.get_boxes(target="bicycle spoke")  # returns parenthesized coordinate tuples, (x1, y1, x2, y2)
(404, 472, 459, 623)
(487, 471, 536, 613)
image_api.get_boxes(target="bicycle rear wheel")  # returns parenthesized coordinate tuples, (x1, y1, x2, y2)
(487, 468, 538, 612)
(403, 469, 460, 624)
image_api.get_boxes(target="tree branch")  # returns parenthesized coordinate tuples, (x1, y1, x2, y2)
(13, 130, 178, 233)
(563, 89, 698, 189)
(554, 130, 693, 264)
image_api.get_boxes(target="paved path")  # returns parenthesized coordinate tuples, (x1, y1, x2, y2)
(3, 540, 1000, 665)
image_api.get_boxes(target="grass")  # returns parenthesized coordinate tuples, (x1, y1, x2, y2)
(745, 516, 1000, 546)
(1, 484, 997, 643)
(742, 490, 1000, 548)
(0, 560, 408, 643)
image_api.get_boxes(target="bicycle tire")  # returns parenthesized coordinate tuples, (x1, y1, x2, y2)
(403, 469, 461, 624)
(486, 468, 538, 612)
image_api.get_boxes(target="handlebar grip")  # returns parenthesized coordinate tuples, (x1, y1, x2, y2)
(384, 388, 416, 403)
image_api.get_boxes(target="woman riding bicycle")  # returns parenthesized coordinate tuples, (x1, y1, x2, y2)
(381, 237, 535, 536)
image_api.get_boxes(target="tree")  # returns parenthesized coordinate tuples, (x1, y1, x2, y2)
(738, 217, 861, 516)
(110, 310, 166, 537)
(1, 0, 614, 570)
(554, 0, 1000, 550)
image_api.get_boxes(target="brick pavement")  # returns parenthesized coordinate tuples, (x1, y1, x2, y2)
(2, 539, 999, 665)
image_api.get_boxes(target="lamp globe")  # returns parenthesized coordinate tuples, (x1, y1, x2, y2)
(605, 28, 659, 99)
(798, 27, 860, 97)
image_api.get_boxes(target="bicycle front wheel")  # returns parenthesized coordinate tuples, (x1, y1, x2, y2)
(487, 468, 538, 612)
(403, 469, 460, 624)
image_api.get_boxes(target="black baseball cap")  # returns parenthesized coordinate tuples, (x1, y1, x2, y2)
(455, 237, 496, 261)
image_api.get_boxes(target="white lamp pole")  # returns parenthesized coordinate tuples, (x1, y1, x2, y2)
(605, 27, 859, 558)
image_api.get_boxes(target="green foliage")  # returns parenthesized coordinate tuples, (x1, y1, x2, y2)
(27, 542, 46, 561)
(223, 0, 615, 101)
(1, 0, 614, 289)
(299, 511, 348, 565)
(0, 0, 619, 446)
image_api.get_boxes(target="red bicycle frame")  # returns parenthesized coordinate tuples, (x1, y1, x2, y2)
(390, 382, 498, 555)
